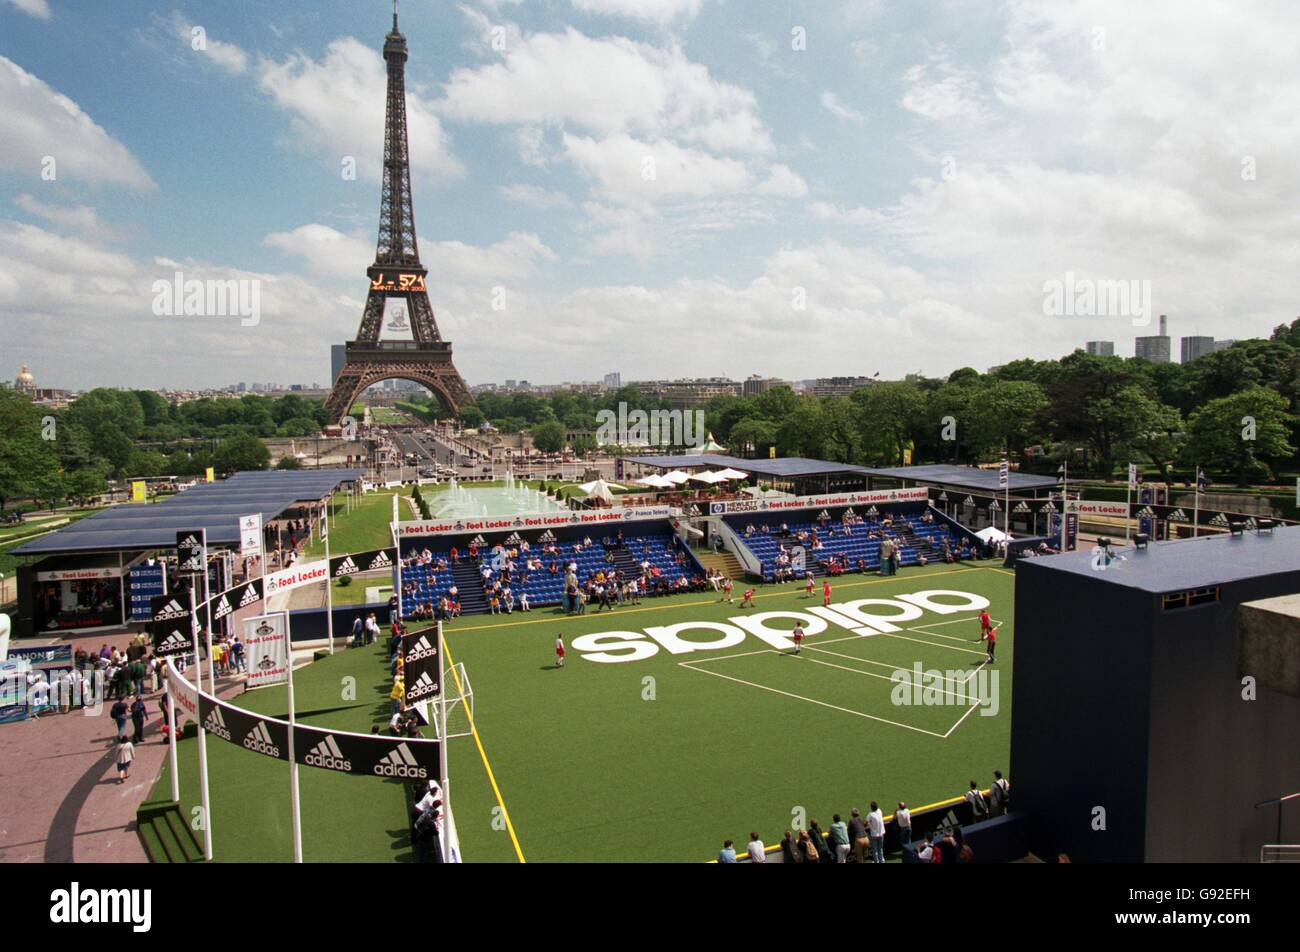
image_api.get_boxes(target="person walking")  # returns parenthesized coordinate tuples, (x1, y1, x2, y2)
(129, 695, 148, 744)
(791, 622, 805, 655)
(555, 636, 566, 668)
(350, 615, 364, 647)
(988, 770, 1011, 816)
(966, 780, 990, 822)
(110, 697, 129, 740)
(115, 737, 134, 784)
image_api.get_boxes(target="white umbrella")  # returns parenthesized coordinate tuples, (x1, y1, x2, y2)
(636, 474, 673, 489)
(580, 478, 625, 502)
(975, 526, 1009, 543)
(661, 470, 691, 485)
(714, 467, 749, 480)
(688, 470, 729, 484)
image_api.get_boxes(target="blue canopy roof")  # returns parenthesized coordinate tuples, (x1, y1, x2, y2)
(620, 454, 874, 478)
(856, 464, 1059, 492)
(12, 468, 363, 556)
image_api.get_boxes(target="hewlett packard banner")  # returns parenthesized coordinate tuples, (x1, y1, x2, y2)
(396, 506, 676, 538)
(198, 693, 290, 762)
(295, 726, 439, 779)
(329, 547, 397, 579)
(242, 613, 289, 690)
(402, 628, 440, 704)
(709, 487, 929, 515)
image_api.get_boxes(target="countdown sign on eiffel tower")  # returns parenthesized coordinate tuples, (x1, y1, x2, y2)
(324, 4, 472, 424)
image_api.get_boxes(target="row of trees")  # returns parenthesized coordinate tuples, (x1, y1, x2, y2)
(697, 337, 1300, 484)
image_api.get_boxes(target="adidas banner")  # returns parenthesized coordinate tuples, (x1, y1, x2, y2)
(294, 725, 440, 779)
(176, 530, 206, 574)
(242, 613, 289, 690)
(150, 595, 193, 658)
(329, 547, 396, 579)
(197, 694, 289, 762)
(402, 629, 440, 703)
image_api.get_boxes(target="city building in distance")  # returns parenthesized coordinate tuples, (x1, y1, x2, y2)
(1085, 340, 1115, 356)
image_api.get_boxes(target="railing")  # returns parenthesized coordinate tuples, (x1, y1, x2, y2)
(710, 518, 763, 578)
(1260, 844, 1300, 862)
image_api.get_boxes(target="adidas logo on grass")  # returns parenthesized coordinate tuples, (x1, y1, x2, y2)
(304, 734, 352, 773)
(404, 636, 437, 663)
(242, 720, 280, 758)
(154, 599, 188, 621)
(203, 707, 232, 741)
(373, 742, 427, 779)
(406, 671, 438, 701)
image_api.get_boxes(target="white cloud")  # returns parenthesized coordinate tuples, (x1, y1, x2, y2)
(561, 132, 752, 209)
(257, 38, 462, 182)
(809, 201, 882, 226)
(13, 193, 120, 240)
(167, 13, 250, 75)
(4, 0, 50, 20)
(0, 56, 154, 188)
(820, 90, 866, 124)
(756, 164, 809, 199)
(499, 184, 573, 209)
(900, 52, 982, 121)
(568, 0, 704, 25)
(439, 28, 772, 154)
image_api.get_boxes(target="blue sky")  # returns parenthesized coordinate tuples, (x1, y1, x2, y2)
(2, 0, 1297, 389)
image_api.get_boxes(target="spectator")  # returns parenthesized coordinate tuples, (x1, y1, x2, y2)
(989, 770, 1011, 816)
(917, 834, 937, 863)
(746, 832, 767, 864)
(849, 808, 869, 863)
(718, 840, 738, 864)
(966, 780, 990, 821)
(780, 831, 798, 864)
(807, 819, 832, 864)
(896, 802, 912, 846)
(110, 697, 129, 740)
(115, 736, 134, 784)
(867, 801, 886, 863)
(129, 695, 147, 744)
(829, 814, 851, 863)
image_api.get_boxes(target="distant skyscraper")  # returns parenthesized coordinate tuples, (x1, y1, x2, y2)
(1136, 314, 1171, 363)
(331, 344, 346, 384)
(1085, 341, 1115, 356)
(603, 372, 621, 389)
(1181, 336, 1216, 363)
(742, 374, 784, 396)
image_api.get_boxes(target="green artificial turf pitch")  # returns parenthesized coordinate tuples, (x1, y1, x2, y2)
(440, 561, 1015, 863)
(142, 561, 1014, 863)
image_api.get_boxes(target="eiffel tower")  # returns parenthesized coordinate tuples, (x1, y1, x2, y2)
(325, 3, 472, 424)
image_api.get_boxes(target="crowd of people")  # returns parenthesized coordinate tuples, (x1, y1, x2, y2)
(717, 770, 1011, 864)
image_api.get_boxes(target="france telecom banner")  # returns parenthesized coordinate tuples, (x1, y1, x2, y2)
(243, 612, 290, 690)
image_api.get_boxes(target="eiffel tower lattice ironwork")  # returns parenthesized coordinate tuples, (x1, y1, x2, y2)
(325, 4, 471, 424)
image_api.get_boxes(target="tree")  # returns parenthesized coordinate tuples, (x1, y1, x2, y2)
(459, 405, 486, 429)
(530, 420, 567, 454)
(728, 417, 778, 458)
(213, 433, 270, 473)
(852, 382, 926, 465)
(966, 380, 1049, 460)
(1182, 388, 1295, 485)
(0, 388, 61, 508)
(276, 455, 303, 470)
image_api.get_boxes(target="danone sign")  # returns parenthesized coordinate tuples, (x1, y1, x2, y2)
(397, 506, 676, 538)
(709, 487, 929, 515)
(572, 589, 989, 663)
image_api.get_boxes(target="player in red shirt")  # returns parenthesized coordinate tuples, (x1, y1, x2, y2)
(791, 623, 805, 654)
(719, 577, 734, 603)
(981, 624, 998, 664)
(739, 588, 756, 609)
(822, 580, 832, 606)
(978, 609, 992, 637)
(804, 575, 814, 598)
(555, 635, 566, 668)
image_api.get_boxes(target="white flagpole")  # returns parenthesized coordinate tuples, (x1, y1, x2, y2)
(166, 677, 179, 803)
(1058, 461, 1068, 552)
(325, 521, 334, 656)
(1125, 463, 1134, 544)
(200, 544, 215, 689)
(1193, 467, 1201, 538)
(438, 619, 450, 863)
(286, 615, 303, 863)
(190, 585, 213, 861)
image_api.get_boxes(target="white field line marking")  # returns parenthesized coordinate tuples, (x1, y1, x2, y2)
(679, 631, 866, 664)
(803, 644, 970, 682)
(794, 650, 988, 705)
(877, 630, 989, 657)
(944, 697, 985, 737)
(678, 659, 948, 739)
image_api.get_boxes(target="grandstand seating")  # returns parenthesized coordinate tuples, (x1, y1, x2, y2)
(398, 529, 702, 616)
(730, 510, 979, 581)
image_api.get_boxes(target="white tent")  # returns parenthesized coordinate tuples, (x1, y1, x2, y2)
(688, 470, 729, 484)
(714, 467, 749, 480)
(661, 470, 691, 485)
(635, 474, 673, 489)
(580, 478, 625, 502)
(975, 526, 1009, 543)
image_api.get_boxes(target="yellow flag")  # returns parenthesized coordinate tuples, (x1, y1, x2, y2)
(131, 480, 146, 502)
(903, 447, 913, 465)
(205, 467, 215, 483)
(769, 445, 776, 459)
